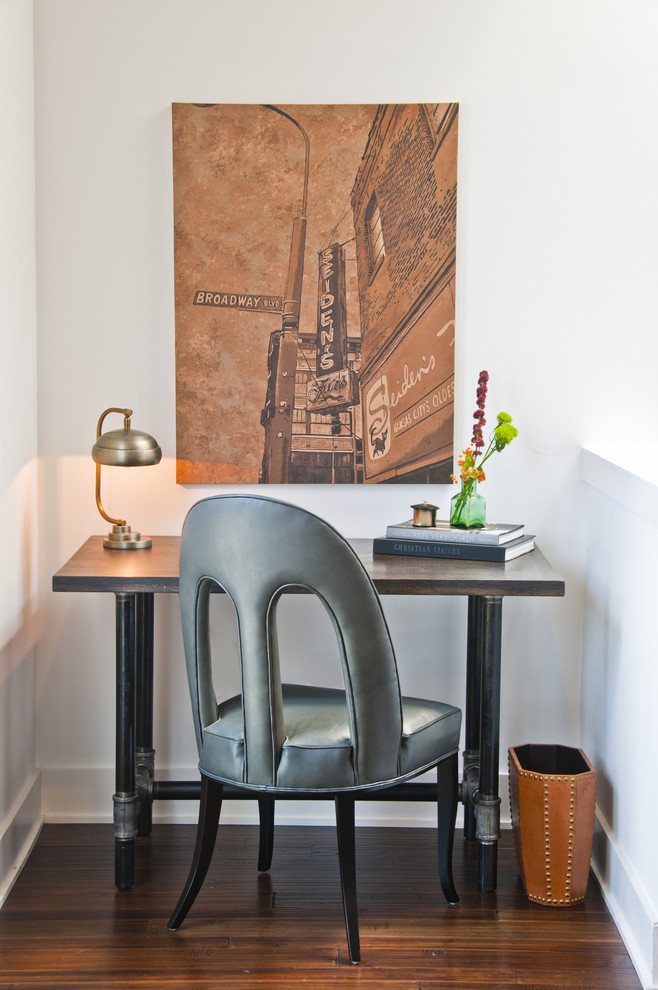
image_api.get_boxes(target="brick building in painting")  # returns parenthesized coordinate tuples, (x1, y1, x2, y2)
(260, 103, 457, 485)
(352, 103, 458, 484)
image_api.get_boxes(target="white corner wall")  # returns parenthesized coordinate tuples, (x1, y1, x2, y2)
(26, 1, 658, 985)
(0, 0, 41, 905)
(582, 448, 658, 989)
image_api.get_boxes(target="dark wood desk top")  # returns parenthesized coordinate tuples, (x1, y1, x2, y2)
(53, 535, 565, 598)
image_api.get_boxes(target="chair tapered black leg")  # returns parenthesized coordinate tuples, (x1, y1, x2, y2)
(437, 754, 459, 904)
(168, 776, 223, 930)
(334, 794, 360, 964)
(257, 795, 275, 872)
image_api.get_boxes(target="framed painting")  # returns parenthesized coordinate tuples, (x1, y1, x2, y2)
(173, 103, 458, 484)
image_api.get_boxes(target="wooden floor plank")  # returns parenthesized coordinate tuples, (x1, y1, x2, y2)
(0, 824, 641, 989)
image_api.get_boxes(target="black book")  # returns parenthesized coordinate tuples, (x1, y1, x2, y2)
(373, 534, 536, 562)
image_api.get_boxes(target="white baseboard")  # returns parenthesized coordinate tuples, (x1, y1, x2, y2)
(591, 810, 657, 990)
(0, 771, 43, 908)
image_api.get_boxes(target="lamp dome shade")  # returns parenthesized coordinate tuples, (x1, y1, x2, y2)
(92, 428, 162, 467)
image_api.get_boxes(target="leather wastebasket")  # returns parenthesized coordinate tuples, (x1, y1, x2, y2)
(508, 744, 596, 906)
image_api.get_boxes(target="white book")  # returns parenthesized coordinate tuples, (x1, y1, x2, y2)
(385, 519, 525, 546)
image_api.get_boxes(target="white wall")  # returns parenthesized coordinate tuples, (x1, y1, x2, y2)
(582, 449, 658, 989)
(28, 0, 658, 984)
(0, 0, 41, 905)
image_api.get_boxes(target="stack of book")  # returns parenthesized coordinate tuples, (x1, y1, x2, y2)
(373, 519, 535, 562)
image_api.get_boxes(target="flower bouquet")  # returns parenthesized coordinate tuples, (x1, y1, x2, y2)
(450, 371, 518, 528)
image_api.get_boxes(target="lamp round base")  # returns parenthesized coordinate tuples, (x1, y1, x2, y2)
(104, 525, 152, 550)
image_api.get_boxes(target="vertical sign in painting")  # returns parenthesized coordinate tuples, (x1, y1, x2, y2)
(305, 242, 359, 417)
(317, 243, 347, 375)
(173, 103, 458, 484)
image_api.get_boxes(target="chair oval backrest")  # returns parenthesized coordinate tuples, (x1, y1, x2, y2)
(179, 495, 403, 788)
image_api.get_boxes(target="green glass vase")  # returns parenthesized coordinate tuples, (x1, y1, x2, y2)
(450, 479, 486, 529)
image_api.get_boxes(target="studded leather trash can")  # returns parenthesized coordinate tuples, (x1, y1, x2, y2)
(508, 744, 596, 906)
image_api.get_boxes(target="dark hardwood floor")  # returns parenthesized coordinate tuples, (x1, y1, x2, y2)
(0, 823, 641, 989)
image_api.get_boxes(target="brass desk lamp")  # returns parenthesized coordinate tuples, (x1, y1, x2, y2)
(92, 407, 162, 549)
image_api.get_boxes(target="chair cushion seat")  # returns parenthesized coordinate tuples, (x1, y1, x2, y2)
(200, 683, 461, 791)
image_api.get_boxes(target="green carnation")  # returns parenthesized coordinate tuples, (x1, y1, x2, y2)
(493, 420, 518, 451)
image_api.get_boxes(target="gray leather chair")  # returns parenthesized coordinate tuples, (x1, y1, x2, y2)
(168, 494, 462, 963)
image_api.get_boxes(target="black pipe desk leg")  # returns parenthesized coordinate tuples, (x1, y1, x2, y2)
(114, 592, 137, 891)
(463, 596, 483, 840)
(135, 593, 155, 836)
(477, 595, 503, 892)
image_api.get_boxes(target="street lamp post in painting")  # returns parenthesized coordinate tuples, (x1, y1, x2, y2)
(260, 106, 310, 484)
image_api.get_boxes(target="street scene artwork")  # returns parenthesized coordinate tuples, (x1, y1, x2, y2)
(173, 103, 458, 484)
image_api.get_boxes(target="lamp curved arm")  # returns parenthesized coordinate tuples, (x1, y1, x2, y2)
(97, 407, 132, 439)
(95, 463, 125, 527)
(95, 407, 133, 527)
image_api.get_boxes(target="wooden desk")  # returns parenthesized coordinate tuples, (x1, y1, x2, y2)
(53, 536, 565, 893)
